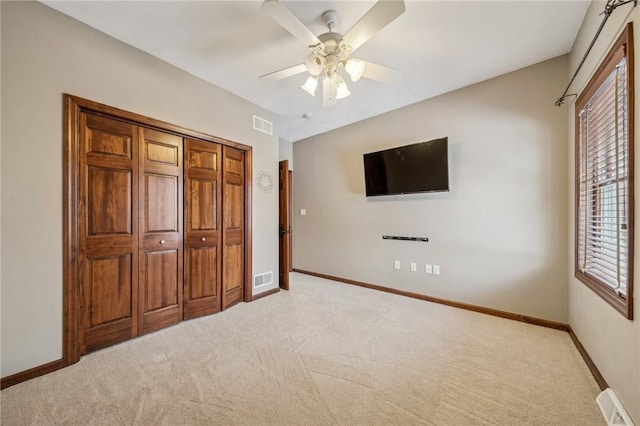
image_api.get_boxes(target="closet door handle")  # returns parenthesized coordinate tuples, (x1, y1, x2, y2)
(160, 240, 166, 245)
(201, 237, 206, 242)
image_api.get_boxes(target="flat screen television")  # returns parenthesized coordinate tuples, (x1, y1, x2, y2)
(363, 137, 449, 197)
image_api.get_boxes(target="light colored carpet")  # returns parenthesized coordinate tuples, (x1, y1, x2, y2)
(2, 272, 604, 425)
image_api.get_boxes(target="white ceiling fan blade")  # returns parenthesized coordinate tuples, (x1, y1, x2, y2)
(323, 75, 336, 107)
(360, 60, 401, 84)
(262, 0, 322, 47)
(259, 64, 306, 81)
(342, 0, 405, 52)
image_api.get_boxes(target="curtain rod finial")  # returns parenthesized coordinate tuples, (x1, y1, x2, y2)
(555, 93, 576, 107)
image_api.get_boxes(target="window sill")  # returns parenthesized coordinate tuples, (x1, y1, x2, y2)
(575, 270, 633, 319)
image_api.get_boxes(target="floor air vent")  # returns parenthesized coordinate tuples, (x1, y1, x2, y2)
(597, 388, 635, 426)
(254, 271, 273, 288)
(253, 115, 273, 135)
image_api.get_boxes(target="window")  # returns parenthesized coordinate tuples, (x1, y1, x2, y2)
(575, 23, 634, 319)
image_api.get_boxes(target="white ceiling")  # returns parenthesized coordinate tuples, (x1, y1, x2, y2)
(42, 1, 589, 142)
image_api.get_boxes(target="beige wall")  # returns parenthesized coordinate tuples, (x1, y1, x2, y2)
(293, 56, 569, 323)
(279, 139, 294, 169)
(0, 1, 280, 377)
(567, 1, 639, 422)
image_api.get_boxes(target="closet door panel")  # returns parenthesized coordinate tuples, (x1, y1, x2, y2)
(85, 113, 132, 158)
(79, 113, 138, 354)
(188, 247, 217, 299)
(222, 146, 245, 310)
(146, 140, 179, 166)
(88, 167, 132, 235)
(189, 179, 217, 230)
(183, 139, 222, 319)
(139, 128, 183, 334)
(145, 174, 179, 232)
(223, 243, 242, 290)
(89, 255, 132, 325)
(144, 250, 179, 311)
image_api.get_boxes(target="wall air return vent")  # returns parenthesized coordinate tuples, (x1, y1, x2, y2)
(253, 115, 273, 135)
(253, 271, 273, 288)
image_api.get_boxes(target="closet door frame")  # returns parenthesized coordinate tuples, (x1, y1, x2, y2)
(63, 94, 253, 365)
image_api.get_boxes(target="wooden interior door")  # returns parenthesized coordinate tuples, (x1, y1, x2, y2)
(279, 160, 291, 290)
(288, 169, 293, 273)
(79, 113, 139, 353)
(221, 146, 245, 309)
(183, 139, 222, 319)
(139, 128, 183, 334)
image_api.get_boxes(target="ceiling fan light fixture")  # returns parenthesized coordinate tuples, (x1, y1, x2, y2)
(260, 0, 406, 107)
(301, 75, 319, 96)
(345, 58, 365, 82)
(335, 75, 351, 99)
(305, 53, 324, 76)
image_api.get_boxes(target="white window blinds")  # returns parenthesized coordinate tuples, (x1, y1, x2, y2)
(577, 57, 629, 296)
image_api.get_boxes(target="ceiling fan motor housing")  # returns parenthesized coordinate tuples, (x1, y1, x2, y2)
(325, 54, 339, 75)
(317, 32, 351, 70)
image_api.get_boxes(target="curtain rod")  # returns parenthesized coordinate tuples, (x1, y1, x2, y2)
(555, 0, 636, 107)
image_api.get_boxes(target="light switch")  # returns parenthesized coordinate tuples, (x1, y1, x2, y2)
(425, 264, 433, 274)
(410, 262, 417, 272)
(300, 209, 306, 216)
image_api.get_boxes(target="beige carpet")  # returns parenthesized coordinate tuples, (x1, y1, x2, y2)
(2, 272, 604, 425)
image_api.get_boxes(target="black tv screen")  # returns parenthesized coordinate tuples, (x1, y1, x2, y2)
(363, 137, 449, 197)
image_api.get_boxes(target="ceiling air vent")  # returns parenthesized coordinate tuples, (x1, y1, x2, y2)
(253, 115, 273, 135)
(254, 271, 273, 288)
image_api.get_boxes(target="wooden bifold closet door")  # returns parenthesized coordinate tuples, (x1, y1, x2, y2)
(183, 139, 223, 319)
(78, 113, 183, 354)
(66, 95, 252, 364)
(78, 113, 139, 353)
(183, 142, 246, 316)
(77, 111, 246, 355)
(222, 146, 245, 310)
(139, 128, 183, 334)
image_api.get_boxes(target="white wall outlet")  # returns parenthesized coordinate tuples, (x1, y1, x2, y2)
(410, 262, 417, 272)
(394, 260, 401, 270)
(425, 264, 433, 274)
(433, 265, 440, 275)
(300, 209, 306, 216)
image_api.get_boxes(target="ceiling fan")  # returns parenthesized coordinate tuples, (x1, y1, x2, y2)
(260, 0, 406, 107)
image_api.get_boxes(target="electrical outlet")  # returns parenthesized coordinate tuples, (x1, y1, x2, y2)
(410, 262, 417, 272)
(394, 260, 401, 270)
(425, 264, 433, 274)
(433, 265, 440, 275)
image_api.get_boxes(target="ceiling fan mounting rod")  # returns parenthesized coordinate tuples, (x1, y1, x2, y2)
(322, 10, 339, 32)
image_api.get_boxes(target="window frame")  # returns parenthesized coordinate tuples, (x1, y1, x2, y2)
(575, 22, 635, 320)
